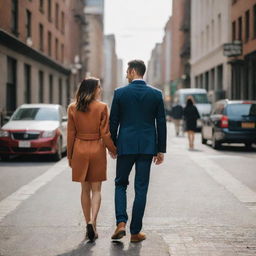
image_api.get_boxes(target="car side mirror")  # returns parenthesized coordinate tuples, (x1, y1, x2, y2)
(62, 116, 68, 122)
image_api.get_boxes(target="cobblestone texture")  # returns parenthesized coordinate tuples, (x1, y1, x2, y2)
(157, 225, 256, 256)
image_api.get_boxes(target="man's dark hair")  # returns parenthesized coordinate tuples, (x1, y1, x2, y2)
(128, 59, 146, 76)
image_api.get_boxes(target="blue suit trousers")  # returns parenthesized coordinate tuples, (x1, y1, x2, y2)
(115, 154, 153, 234)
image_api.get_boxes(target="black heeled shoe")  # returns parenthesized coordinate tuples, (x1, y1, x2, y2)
(87, 222, 96, 242)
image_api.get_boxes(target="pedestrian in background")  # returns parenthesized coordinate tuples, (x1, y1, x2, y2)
(67, 78, 116, 242)
(183, 98, 200, 150)
(170, 102, 184, 136)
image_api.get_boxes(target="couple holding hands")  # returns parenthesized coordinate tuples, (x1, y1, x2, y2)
(67, 60, 167, 242)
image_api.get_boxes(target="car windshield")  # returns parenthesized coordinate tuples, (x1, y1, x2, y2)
(227, 104, 256, 117)
(181, 93, 209, 104)
(12, 108, 59, 121)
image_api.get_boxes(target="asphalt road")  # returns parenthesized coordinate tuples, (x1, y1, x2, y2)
(0, 123, 256, 256)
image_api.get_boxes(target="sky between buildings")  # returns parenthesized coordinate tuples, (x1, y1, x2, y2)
(105, 0, 172, 75)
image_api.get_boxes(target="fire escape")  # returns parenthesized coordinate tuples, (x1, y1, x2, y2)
(180, 0, 191, 88)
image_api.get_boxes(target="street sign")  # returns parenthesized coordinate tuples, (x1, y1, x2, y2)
(223, 41, 242, 57)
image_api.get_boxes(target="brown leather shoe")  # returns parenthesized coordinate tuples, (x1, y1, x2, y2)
(111, 222, 126, 240)
(130, 232, 146, 243)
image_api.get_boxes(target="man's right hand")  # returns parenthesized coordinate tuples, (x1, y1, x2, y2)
(153, 153, 164, 165)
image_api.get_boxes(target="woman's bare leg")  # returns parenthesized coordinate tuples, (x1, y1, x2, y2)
(187, 131, 192, 148)
(90, 182, 102, 227)
(191, 131, 195, 149)
(81, 182, 91, 224)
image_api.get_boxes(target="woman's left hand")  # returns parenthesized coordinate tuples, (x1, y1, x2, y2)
(68, 159, 72, 167)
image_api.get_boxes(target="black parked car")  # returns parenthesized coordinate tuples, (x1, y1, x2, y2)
(201, 100, 256, 149)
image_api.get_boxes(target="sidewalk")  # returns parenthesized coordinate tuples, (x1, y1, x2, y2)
(0, 123, 256, 256)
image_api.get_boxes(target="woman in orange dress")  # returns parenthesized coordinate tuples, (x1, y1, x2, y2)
(67, 78, 116, 241)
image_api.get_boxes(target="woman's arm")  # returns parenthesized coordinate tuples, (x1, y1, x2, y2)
(67, 105, 77, 162)
(100, 105, 117, 155)
(109, 90, 120, 146)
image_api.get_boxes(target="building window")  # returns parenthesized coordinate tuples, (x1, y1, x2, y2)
(55, 38, 59, 60)
(206, 25, 209, 51)
(25, 10, 31, 38)
(245, 10, 250, 42)
(201, 31, 204, 53)
(49, 75, 53, 103)
(55, 3, 59, 29)
(24, 64, 31, 103)
(48, 0, 52, 22)
(217, 65, 223, 90)
(66, 78, 70, 106)
(232, 21, 236, 41)
(211, 20, 214, 47)
(11, 0, 19, 35)
(238, 16, 242, 41)
(195, 76, 198, 88)
(210, 68, 215, 90)
(205, 72, 209, 91)
(58, 78, 62, 105)
(61, 44, 64, 63)
(61, 11, 65, 34)
(200, 74, 204, 89)
(218, 13, 222, 43)
(39, 23, 44, 51)
(48, 31, 52, 56)
(253, 4, 256, 38)
(7, 57, 17, 113)
(39, 71, 44, 103)
(39, 0, 44, 13)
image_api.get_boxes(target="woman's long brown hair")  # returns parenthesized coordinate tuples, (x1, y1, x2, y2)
(75, 78, 100, 112)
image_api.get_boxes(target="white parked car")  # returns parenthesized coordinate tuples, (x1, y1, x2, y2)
(0, 104, 67, 161)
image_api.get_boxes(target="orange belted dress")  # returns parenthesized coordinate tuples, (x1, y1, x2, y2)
(67, 101, 116, 182)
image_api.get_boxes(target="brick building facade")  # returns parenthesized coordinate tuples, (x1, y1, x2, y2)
(0, 0, 87, 123)
(230, 0, 256, 100)
(170, 0, 191, 93)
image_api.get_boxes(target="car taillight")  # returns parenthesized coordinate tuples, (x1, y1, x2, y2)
(220, 115, 228, 128)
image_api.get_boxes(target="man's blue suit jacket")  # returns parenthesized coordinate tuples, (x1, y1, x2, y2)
(109, 80, 167, 156)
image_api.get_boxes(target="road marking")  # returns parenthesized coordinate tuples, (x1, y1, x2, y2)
(0, 158, 68, 222)
(169, 125, 256, 211)
(188, 153, 256, 207)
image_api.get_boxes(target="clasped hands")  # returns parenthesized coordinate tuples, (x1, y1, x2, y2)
(108, 151, 117, 159)
(108, 151, 164, 165)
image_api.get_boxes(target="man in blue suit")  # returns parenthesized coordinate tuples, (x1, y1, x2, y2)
(110, 60, 167, 242)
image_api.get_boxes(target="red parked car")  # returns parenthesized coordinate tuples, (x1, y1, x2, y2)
(0, 104, 67, 161)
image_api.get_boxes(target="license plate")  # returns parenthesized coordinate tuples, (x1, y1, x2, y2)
(241, 122, 255, 128)
(18, 141, 31, 148)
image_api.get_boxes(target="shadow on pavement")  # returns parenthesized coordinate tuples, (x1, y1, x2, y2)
(188, 148, 203, 152)
(110, 241, 142, 256)
(0, 152, 67, 163)
(205, 143, 256, 153)
(56, 240, 94, 256)
(55, 240, 142, 256)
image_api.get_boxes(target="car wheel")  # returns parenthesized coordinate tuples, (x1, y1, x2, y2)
(53, 138, 62, 161)
(212, 132, 221, 150)
(1, 155, 10, 161)
(201, 131, 207, 144)
(245, 142, 252, 149)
